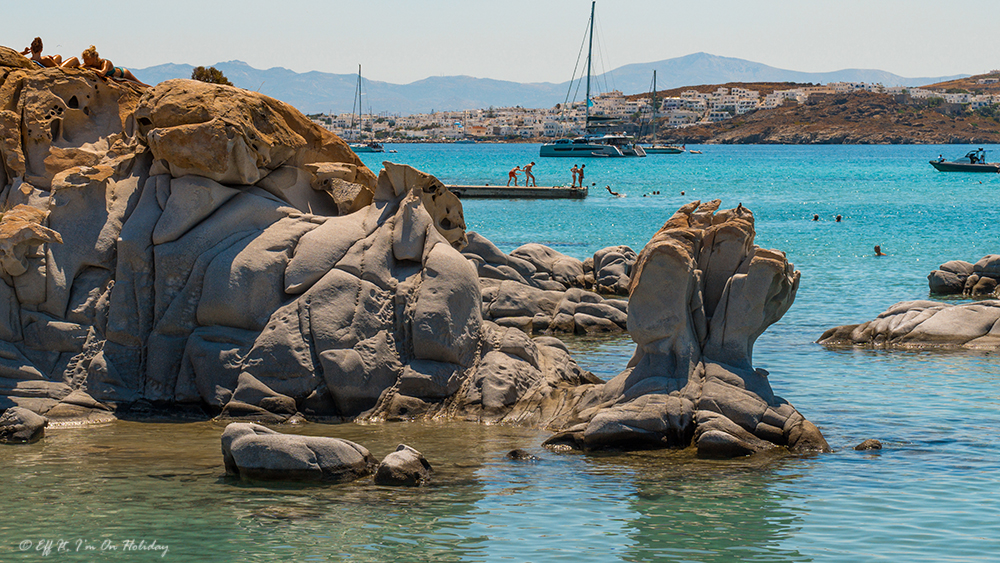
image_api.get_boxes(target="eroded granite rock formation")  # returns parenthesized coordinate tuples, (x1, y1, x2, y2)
(372, 200, 828, 457)
(819, 255, 1000, 350)
(818, 299, 1000, 349)
(0, 406, 47, 443)
(0, 52, 593, 427)
(537, 200, 828, 456)
(464, 233, 633, 334)
(0, 49, 824, 458)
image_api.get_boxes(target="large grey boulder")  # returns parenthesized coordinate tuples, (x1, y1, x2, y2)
(819, 299, 1000, 349)
(221, 422, 376, 482)
(0, 406, 47, 443)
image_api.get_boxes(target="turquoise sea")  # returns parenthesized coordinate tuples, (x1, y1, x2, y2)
(3, 144, 1000, 562)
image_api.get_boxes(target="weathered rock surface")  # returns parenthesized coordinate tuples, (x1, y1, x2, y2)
(465, 232, 634, 334)
(373, 200, 825, 457)
(0, 406, 47, 443)
(373, 444, 433, 486)
(529, 201, 829, 456)
(818, 299, 1000, 349)
(221, 422, 377, 482)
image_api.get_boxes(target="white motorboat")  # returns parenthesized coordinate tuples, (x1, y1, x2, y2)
(540, 135, 646, 157)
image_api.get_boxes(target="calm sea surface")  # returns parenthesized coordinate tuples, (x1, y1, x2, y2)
(3, 144, 1000, 562)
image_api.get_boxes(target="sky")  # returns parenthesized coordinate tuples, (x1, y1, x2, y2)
(7, 0, 999, 84)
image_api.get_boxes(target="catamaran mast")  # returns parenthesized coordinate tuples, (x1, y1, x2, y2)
(354, 64, 364, 142)
(585, 0, 594, 134)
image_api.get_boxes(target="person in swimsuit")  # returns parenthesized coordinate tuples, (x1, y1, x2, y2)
(507, 166, 521, 186)
(570, 164, 579, 187)
(20, 37, 64, 68)
(69, 45, 150, 87)
(578, 164, 585, 186)
(523, 162, 536, 186)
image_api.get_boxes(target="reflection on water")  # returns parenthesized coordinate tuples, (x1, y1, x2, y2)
(1, 421, 821, 562)
(558, 333, 635, 381)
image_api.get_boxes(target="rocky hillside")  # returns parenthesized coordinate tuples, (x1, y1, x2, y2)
(923, 72, 1000, 94)
(662, 91, 1000, 144)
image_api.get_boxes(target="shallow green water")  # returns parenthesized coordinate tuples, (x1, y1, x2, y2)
(4, 144, 1000, 562)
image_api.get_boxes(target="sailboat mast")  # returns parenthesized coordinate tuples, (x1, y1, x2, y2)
(585, 0, 594, 134)
(652, 70, 657, 144)
(356, 64, 362, 142)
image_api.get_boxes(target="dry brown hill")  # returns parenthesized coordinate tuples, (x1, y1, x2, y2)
(627, 82, 814, 101)
(656, 91, 1000, 144)
(923, 71, 1000, 94)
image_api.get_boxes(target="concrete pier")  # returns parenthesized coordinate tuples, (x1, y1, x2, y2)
(445, 185, 587, 199)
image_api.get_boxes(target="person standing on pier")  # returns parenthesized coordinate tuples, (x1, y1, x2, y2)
(578, 164, 586, 187)
(570, 164, 580, 187)
(507, 165, 521, 186)
(523, 162, 536, 186)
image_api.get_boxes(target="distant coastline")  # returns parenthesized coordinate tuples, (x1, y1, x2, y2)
(132, 53, 969, 115)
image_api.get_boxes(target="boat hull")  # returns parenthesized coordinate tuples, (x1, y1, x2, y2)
(540, 136, 646, 158)
(929, 160, 1000, 172)
(351, 144, 384, 153)
(540, 143, 625, 157)
(645, 146, 684, 154)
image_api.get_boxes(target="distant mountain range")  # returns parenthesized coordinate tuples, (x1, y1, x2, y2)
(131, 52, 968, 116)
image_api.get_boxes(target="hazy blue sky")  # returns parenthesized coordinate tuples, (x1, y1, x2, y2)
(8, 0, 998, 83)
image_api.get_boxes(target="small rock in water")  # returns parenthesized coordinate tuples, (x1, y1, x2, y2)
(374, 444, 433, 486)
(0, 407, 47, 444)
(221, 422, 377, 482)
(506, 448, 538, 461)
(854, 439, 883, 451)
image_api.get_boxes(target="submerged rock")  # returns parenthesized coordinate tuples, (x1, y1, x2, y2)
(505, 448, 538, 461)
(221, 422, 376, 482)
(855, 439, 882, 451)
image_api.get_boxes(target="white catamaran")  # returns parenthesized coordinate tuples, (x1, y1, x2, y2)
(539, 2, 645, 158)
